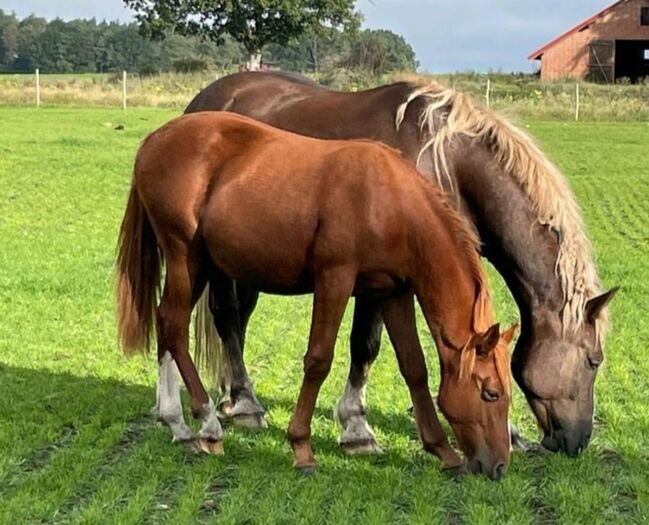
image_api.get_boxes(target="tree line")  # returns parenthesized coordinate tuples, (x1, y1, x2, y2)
(0, 10, 417, 76)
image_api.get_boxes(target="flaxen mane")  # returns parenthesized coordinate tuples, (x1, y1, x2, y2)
(395, 81, 607, 344)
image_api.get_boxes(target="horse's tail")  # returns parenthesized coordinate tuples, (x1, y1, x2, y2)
(115, 184, 161, 355)
(194, 286, 230, 392)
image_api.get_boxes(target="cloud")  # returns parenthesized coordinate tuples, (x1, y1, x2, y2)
(358, 0, 615, 72)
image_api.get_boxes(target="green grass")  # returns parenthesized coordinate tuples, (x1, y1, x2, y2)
(0, 108, 648, 524)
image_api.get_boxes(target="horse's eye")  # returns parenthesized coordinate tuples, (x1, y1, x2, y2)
(481, 387, 500, 402)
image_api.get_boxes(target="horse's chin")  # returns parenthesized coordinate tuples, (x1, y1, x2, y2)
(540, 434, 561, 453)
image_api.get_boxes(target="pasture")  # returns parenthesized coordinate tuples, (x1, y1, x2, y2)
(0, 107, 647, 524)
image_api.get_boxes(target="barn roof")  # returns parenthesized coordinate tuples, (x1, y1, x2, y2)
(528, 0, 627, 60)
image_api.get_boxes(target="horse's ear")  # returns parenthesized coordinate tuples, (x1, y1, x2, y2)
(501, 322, 519, 344)
(585, 288, 619, 324)
(475, 323, 500, 357)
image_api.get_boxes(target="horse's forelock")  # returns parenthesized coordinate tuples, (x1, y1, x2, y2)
(457, 334, 512, 403)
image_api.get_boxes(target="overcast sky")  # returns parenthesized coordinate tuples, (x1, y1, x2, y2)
(2, 0, 615, 72)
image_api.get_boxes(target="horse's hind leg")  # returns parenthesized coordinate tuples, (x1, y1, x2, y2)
(335, 297, 383, 454)
(156, 350, 194, 443)
(381, 291, 463, 471)
(157, 250, 224, 454)
(209, 278, 266, 427)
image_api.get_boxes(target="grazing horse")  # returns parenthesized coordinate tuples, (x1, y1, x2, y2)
(185, 72, 617, 456)
(116, 112, 517, 479)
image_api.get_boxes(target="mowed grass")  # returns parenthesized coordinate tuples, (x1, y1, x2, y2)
(0, 107, 647, 524)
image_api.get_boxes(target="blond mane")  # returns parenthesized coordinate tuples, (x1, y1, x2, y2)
(396, 81, 608, 343)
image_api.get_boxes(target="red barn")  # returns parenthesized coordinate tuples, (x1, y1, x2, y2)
(529, 0, 649, 82)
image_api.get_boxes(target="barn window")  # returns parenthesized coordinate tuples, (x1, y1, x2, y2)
(642, 6, 649, 25)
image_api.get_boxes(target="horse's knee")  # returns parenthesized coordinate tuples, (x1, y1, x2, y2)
(400, 365, 428, 391)
(303, 350, 333, 382)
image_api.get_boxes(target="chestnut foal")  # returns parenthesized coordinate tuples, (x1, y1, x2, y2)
(116, 112, 517, 479)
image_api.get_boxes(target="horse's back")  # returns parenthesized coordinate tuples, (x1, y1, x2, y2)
(185, 71, 325, 114)
(185, 72, 416, 146)
(136, 111, 428, 293)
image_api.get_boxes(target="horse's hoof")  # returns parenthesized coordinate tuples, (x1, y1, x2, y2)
(231, 413, 268, 429)
(295, 463, 318, 475)
(216, 396, 234, 417)
(509, 423, 530, 452)
(525, 443, 553, 456)
(180, 439, 203, 455)
(198, 438, 225, 455)
(340, 439, 384, 455)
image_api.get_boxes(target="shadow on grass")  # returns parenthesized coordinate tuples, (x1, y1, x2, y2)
(0, 363, 428, 472)
(1, 362, 647, 497)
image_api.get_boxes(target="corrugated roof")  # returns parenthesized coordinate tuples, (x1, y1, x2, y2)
(528, 0, 627, 60)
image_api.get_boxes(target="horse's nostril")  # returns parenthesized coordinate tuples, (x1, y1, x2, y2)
(492, 462, 507, 480)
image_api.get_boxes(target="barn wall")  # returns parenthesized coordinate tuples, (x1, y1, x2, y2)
(539, 0, 649, 80)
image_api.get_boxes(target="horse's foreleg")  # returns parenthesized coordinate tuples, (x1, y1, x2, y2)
(158, 254, 224, 454)
(288, 266, 355, 472)
(335, 297, 383, 454)
(209, 277, 266, 427)
(382, 291, 463, 471)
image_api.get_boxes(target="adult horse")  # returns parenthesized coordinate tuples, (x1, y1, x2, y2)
(185, 72, 617, 456)
(116, 111, 517, 478)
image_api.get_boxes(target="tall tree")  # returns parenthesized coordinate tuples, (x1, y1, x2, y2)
(345, 29, 418, 74)
(123, 0, 360, 70)
(13, 14, 46, 71)
(0, 10, 19, 69)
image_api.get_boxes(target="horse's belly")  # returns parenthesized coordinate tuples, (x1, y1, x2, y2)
(212, 240, 313, 293)
(202, 199, 316, 292)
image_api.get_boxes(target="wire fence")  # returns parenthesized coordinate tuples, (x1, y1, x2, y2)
(2, 69, 649, 121)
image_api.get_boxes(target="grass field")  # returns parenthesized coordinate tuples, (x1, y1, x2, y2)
(0, 107, 648, 524)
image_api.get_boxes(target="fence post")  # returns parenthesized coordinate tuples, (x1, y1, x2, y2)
(35, 68, 40, 108)
(486, 78, 491, 107)
(122, 70, 127, 110)
(575, 82, 580, 121)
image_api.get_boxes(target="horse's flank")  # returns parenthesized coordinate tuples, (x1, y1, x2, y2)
(395, 80, 607, 343)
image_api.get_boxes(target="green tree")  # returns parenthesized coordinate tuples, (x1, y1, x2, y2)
(265, 26, 351, 76)
(345, 29, 418, 74)
(123, 0, 360, 70)
(13, 14, 46, 71)
(0, 10, 19, 69)
(266, 27, 417, 78)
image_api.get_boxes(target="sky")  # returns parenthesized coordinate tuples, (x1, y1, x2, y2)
(2, 0, 616, 72)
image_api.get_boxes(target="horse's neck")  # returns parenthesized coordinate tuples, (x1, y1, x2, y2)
(448, 142, 565, 332)
(413, 245, 477, 349)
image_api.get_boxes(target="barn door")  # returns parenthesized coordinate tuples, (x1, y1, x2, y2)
(588, 40, 614, 83)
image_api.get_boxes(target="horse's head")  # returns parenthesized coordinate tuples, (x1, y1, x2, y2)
(438, 323, 518, 480)
(512, 288, 618, 456)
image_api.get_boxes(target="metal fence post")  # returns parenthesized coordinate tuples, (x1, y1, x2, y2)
(575, 82, 580, 121)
